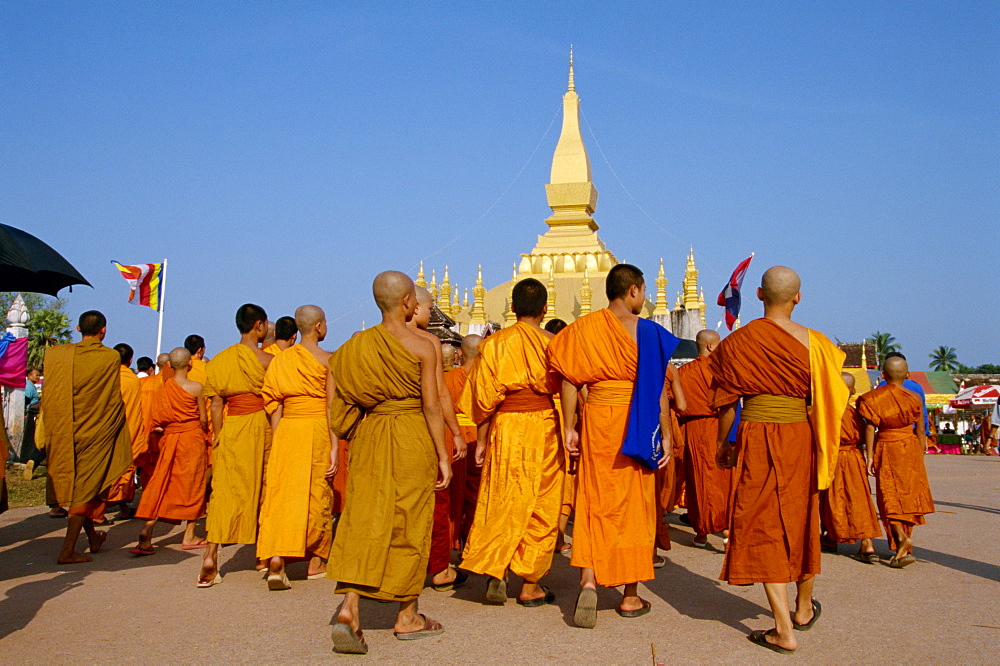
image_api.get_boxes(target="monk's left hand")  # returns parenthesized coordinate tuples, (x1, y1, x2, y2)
(657, 447, 673, 469)
(324, 449, 338, 479)
(453, 434, 467, 461)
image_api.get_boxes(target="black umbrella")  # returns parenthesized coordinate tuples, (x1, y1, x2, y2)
(0, 224, 91, 297)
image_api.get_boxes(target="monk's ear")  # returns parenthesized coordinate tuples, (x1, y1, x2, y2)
(792, 292, 802, 305)
(756, 287, 764, 303)
(76, 325, 82, 333)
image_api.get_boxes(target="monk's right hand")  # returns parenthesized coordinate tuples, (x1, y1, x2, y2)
(866, 460, 875, 477)
(564, 428, 581, 459)
(716, 441, 735, 469)
(475, 441, 487, 467)
(435, 457, 452, 491)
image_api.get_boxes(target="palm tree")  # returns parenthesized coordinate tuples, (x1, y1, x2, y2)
(928, 346, 959, 373)
(28, 308, 71, 369)
(870, 331, 902, 366)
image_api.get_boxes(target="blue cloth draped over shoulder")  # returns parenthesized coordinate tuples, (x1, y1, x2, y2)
(621, 319, 680, 469)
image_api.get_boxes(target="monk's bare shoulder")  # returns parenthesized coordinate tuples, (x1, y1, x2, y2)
(310, 347, 332, 366)
(541, 329, 555, 340)
(398, 328, 436, 365)
(251, 346, 273, 368)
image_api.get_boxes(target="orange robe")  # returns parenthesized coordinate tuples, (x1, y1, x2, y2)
(135, 379, 207, 522)
(654, 366, 685, 550)
(107, 366, 147, 502)
(135, 374, 162, 488)
(710, 318, 841, 585)
(443, 365, 479, 548)
(459, 322, 564, 582)
(188, 356, 214, 463)
(819, 405, 881, 543)
(548, 309, 655, 587)
(679, 356, 732, 536)
(331, 439, 350, 514)
(856, 384, 934, 549)
(257, 345, 334, 561)
(203, 344, 270, 545)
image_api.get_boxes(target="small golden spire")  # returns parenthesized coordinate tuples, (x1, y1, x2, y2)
(463, 288, 469, 309)
(683, 248, 700, 310)
(568, 45, 575, 92)
(653, 257, 669, 316)
(675, 291, 683, 310)
(504, 264, 517, 326)
(860, 340, 868, 369)
(579, 266, 592, 316)
(439, 265, 452, 309)
(544, 264, 556, 323)
(415, 260, 426, 288)
(699, 287, 707, 329)
(429, 269, 439, 301)
(471, 264, 488, 326)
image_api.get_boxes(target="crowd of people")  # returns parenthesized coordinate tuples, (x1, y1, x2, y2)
(9, 263, 937, 656)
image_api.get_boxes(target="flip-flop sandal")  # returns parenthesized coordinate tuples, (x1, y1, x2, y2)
(616, 598, 652, 618)
(792, 599, 822, 631)
(196, 573, 222, 588)
(394, 614, 444, 641)
(89, 533, 108, 553)
(432, 569, 468, 591)
(128, 546, 155, 556)
(866, 552, 880, 564)
(653, 555, 666, 568)
(331, 622, 368, 654)
(485, 576, 507, 605)
(889, 554, 916, 569)
(691, 540, 708, 549)
(747, 629, 794, 655)
(48, 510, 69, 519)
(307, 571, 328, 580)
(181, 540, 208, 550)
(557, 545, 572, 555)
(573, 588, 598, 629)
(851, 552, 876, 564)
(517, 585, 556, 607)
(267, 572, 292, 590)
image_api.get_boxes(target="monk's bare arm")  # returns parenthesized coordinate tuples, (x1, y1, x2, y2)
(475, 418, 493, 467)
(668, 366, 687, 414)
(324, 371, 338, 477)
(434, 363, 466, 461)
(916, 419, 927, 453)
(270, 405, 283, 435)
(658, 381, 673, 469)
(210, 396, 224, 437)
(415, 339, 451, 490)
(864, 423, 876, 476)
(716, 402, 738, 469)
(195, 386, 208, 431)
(560, 379, 581, 459)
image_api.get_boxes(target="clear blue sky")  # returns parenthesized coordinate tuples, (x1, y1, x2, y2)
(2, 2, 997, 368)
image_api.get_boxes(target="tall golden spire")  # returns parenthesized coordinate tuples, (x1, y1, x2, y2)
(683, 247, 700, 310)
(439, 266, 452, 309)
(653, 258, 669, 316)
(568, 45, 575, 92)
(699, 287, 707, 328)
(544, 265, 556, 323)
(451, 283, 461, 315)
(504, 265, 517, 326)
(470, 265, 487, 326)
(415, 261, 427, 288)
(463, 288, 469, 309)
(579, 267, 592, 316)
(429, 269, 439, 301)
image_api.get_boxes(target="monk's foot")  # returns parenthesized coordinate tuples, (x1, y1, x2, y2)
(748, 628, 796, 653)
(693, 534, 708, 545)
(336, 608, 360, 634)
(619, 595, 646, 613)
(518, 583, 545, 603)
(430, 567, 457, 586)
(254, 558, 267, 572)
(48, 507, 68, 518)
(895, 537, 913, 561)
(88, 531, 108, 553)
(57, 551, 93, 564)
(394, 611, 429, 634)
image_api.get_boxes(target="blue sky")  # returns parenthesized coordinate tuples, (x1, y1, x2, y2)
(2, 2, 997, 367)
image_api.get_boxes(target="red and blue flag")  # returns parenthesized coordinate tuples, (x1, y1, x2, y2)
(717, 254, 753, 331)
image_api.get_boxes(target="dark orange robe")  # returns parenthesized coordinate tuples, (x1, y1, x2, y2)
(856, 384, 934, 549)
(679, 356, 733, 536)
(135, 379, 207, 522)
(819, 405, 881, 543)
(710, 318, 821, 585)
(135, 374, 162, 488)
(548, 309, 655, 587)
(654, 365, 685, 551)
(443, 365, 479, 548)
(107, 366, 146, 502)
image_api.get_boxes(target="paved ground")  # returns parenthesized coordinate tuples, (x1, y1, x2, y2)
(1, 455, 997, 663)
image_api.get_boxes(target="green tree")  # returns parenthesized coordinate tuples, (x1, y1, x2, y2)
(928, 346, 959, 373)
(0, 292, 72, 370)
(870, 331, 902, 366)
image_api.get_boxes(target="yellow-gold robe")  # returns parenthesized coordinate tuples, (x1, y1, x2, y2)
(107, 365, 146, 502)
(257, 345, 334, 560)
(204, 344, 270, 545)
(459, 322, 564, 582)
(327, 326, 437, 602)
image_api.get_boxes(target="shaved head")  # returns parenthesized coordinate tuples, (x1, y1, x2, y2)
(156, 353, 170, 368)
(841, 371, 856, 394)
(461, 334, 482, 361)
(262, 321, 276, 346)
(373, 271, 416, 313)
(883, 355, 909, 381)
(441, 344, 457, 369)
(760, 266, 801, 306)
(294, 305, 326, 334)
(415, 285, 433, 307)
(695, 329, 720, 355)
(168, 347, 191, 370)
(412, 285, 433, 329)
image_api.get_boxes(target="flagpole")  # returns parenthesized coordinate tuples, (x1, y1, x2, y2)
(156, 258, 168, 357)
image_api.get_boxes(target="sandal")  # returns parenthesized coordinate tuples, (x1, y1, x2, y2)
(747, 629, 794, 655)
(128, 545, 155, 557)
(331, 622, 368, 654)
(485, 576, 507, 605)
(851, 551, 877, 564)
(196, 573, 222, 588)
(616, 598, 651, 618)
(517, 585, 555, 607)
(889, 554, 916, 568)
(431, 569, 468, 591)
(394, 614, 444, 641)
(573, 588, 598, 629)
(267, 571, 292, 590)
(791, 599, 822, 631)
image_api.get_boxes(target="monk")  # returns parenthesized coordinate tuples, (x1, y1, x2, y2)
(819, 373, 882, 562)
(409, 286, 468, 591)
(197, 304, 273, 587)
(679, 329, 732, 548)
(548, 264, 678, 628)
(131, 348, 209, 553)
(37, 311, 133, 563)
(442, 334, 482, 549)
(460, 279, 564, 606)
(263, 316, 298, 355)
(653, 363, 686, 557)
(328, 270, 451, 655)
(136, 356, 155, 378)
(185, 334, 208, 383)
(857, 356, 935, 568)
(104, 343, 146, 520)
(544, 319, 575, 554)
(136, 360, 164, 488)
(258, 305, 336, 590)
(156, 352, 174, 382)
(711, 266, 848, 654)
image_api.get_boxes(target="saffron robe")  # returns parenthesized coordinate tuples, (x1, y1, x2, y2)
(135, 379, 207, 522)
(710, 318, 845, 585)
(203, 344, 270, 545)
(548, 309, 656, 587)
(857, 384, 934, 545)
(679, 356, 732, 536)
(262, 343, 281, 356)
(819, 405, 881, 543)
(654, 366, 685, 550)
(135, 374, 162, 487)
(38, 339, 132, 519)
(188, 356, 213, 462)
(257, 345, 334, 560)
(107, 366, 147, 502)
(327, 326, 437, 602)
(444, 365, 479, 547)
(460, 322, 564, 582)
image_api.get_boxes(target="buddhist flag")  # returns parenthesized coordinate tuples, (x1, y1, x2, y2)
(717, 254, 753, 331)
(112, 261, 163, 312)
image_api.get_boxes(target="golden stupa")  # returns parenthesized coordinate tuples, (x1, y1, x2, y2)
(419, 50, 707, 340)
